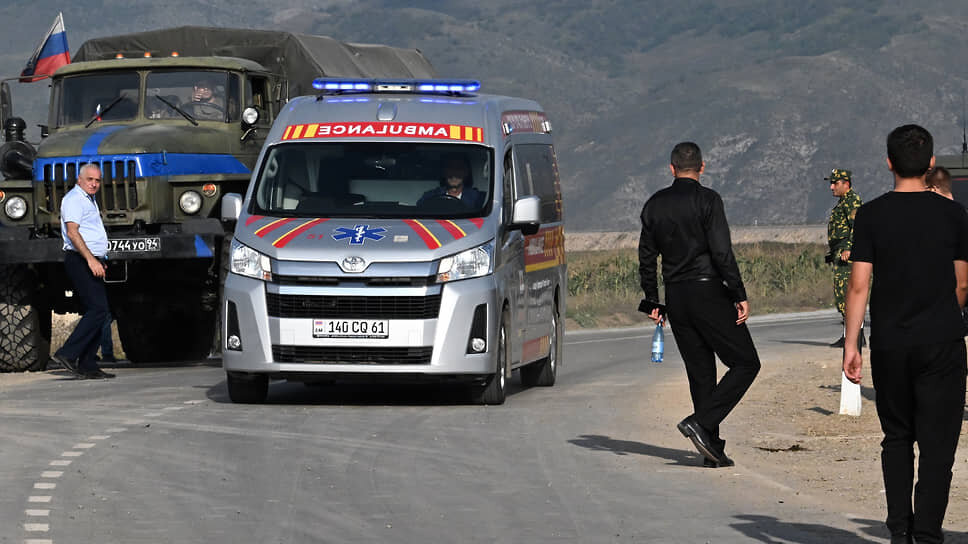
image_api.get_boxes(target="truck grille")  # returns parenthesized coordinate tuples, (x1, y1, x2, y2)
(272, 346, 433, 365)
(266, 293, 441, 319)
(42, 160, 139, 212)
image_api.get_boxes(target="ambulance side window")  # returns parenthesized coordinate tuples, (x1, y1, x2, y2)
(512, 144, 560, 222)
(502, 151, 514, 225)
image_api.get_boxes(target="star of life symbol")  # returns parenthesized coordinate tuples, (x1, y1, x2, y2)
(332, 224, 387, 245)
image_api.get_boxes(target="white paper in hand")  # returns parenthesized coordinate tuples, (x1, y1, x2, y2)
(839, 372, 862, 416)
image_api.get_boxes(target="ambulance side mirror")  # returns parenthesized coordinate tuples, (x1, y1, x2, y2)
(511, 195, 541, 235)
(221, 193, 243, 222)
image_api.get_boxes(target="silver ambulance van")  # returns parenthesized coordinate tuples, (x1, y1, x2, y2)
(220, 78, 565, 404)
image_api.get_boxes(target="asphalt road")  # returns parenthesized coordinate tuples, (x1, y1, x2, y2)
(1, 310, 895, 543)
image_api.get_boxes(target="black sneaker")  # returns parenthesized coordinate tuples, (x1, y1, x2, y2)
(82, 369, 116, 379)
(51, 353, 82, 376)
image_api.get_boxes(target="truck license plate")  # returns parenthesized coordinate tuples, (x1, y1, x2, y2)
(108, 237, 161, 253)
(313, 319, 389, 339)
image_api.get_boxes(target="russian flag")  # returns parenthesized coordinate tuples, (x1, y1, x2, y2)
(20, 13, 70, 83)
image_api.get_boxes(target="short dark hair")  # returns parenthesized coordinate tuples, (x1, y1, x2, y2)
(887, 124, 933, 178)
(926, 165, 952, 194)
(671, 142, 702, 172)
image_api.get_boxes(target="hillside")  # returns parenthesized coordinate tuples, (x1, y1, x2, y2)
(1, 1, 967, 230)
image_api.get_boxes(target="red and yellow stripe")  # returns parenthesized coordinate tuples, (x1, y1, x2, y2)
(435, 219, 466, 240)
(403, 219, 441, 249)
(524, 225, 566, 272)
(272, 218, 330, 248)
(255, 217, 297, 238)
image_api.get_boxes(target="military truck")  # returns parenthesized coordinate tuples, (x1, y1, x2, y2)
(0, 26, 436, 371)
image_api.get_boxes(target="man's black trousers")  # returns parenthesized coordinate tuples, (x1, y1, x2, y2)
(665, 281, 761, 449)
(56, 251, 109, 373)
(871, 339, 967, 543)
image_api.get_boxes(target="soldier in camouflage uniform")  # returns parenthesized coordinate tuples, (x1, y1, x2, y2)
(826, 168, 864, 347)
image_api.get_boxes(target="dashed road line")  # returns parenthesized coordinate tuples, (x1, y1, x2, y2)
(21, 402, 204, 544)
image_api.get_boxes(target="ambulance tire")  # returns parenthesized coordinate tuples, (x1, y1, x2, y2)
(0, 265, 51, 372)
(226, 372, 268, 404)
(521, 301, 559, 388)
(473, 309, 508, 405)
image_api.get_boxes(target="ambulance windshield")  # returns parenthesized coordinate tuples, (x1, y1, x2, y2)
(252, 142, 492, 219)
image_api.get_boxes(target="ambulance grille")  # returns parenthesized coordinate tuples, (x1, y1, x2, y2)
(272, 346, 433, 365)
(266, 293, 441, 319)
(42, 160, 140, 213)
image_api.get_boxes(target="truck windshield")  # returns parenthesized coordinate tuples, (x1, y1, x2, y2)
(252, 142, 492, 219)
(146, 71, 234, 122)
(56, 72, 140, 126)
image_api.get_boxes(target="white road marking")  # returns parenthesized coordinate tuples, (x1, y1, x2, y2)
(23, 523, 49, 532)
(24, 539, 53, 544)
(60, 451, 82, 457)
(73, 443, 95, 449)
(144, 412, 163, 417)
(24, 510, 49, 517)
(40, 471, 63, 478)
(105, 427, 127, 433)
(48, 460, 71, 466)
(32, 483, 56, 490)
(27, 496, 51, 503)
(87, 435, 110, 440)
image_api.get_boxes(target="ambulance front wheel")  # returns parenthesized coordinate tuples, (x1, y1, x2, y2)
(472, 308, 508, 405)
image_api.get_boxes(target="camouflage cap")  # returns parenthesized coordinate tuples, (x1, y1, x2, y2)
(824, 168, 852, 183)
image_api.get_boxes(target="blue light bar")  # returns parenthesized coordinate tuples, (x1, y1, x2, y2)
(312, 78, 481, 95)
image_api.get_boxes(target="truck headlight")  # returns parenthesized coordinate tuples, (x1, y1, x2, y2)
(436, 241, 493, 283)
(230, 238, 271, 281)
(179, 190, 202, 215)
(4, 196, 27, 220)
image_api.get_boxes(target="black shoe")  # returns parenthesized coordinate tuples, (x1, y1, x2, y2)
(51, 353, 82, 376)
(890, 534, 913, 544)
(677, 416, 725, 465)
(82, 369, 116, 379)
(829, 336, 845, 348)
(702, 454, 735, 468)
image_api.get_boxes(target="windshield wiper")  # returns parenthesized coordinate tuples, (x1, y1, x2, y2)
(85, 95, 125, 128)
(153, 93, 197, 126)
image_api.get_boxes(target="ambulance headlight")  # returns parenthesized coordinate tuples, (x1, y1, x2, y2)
(4, 196, 27, 220)
(437, 241, 493, 283)
(230, 238, 271, 281)
(179, 190, 202, 215)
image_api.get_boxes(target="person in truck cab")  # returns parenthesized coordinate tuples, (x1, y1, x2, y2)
(185, 75, 224, 121)
(418, 155, 486, 208)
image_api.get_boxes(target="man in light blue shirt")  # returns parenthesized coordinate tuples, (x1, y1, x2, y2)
(51, 163, 115, 379)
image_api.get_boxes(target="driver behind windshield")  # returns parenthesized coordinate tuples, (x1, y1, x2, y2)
(417, 155, 485, 208)
(186, 75, 224, 120)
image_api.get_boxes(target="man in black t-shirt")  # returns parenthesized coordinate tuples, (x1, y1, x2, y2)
(843, 124, 968, 544)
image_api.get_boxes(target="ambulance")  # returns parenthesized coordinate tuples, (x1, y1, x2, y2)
(220, 77, 565, 404)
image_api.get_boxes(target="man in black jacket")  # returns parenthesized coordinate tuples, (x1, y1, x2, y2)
(638, 141, 760, 467)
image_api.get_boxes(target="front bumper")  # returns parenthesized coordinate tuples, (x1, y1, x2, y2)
(222, 273, 499, 380)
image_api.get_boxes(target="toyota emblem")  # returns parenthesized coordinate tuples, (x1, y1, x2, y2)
(340, 256, 367, 273)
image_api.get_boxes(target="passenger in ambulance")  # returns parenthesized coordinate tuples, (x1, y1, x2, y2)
(417, 155, 486, 208)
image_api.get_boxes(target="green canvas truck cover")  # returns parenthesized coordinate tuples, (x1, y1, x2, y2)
(72, 26, 437, 97)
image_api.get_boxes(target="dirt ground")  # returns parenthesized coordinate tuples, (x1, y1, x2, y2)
(641, 341, 968, 534)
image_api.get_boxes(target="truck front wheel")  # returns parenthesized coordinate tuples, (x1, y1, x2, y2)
(0, 265, 51, 372)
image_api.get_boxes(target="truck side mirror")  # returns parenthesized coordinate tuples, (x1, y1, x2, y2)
(511, 195, 541, 235)
(221, 193, 243, 222)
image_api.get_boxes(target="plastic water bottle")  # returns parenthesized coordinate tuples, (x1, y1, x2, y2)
(651, 319, 664, 363)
